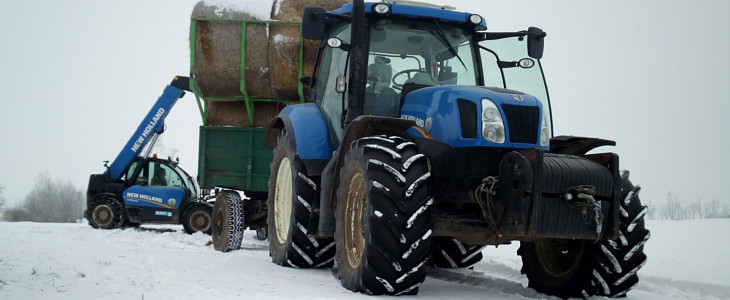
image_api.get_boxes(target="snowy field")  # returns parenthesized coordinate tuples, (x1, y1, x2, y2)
(1, 219, 728, 300)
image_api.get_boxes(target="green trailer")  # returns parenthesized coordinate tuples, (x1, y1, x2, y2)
(187, 17, 307, 243)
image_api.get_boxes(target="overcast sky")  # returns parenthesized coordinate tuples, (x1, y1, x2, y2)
(1, 0, 728, 210)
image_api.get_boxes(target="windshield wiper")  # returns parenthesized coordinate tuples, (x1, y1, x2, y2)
(432, 20, 466, 69)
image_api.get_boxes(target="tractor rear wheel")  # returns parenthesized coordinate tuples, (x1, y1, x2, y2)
(335, 136, 433, 295)
(182, 203, 213, 235)
(212, 191, 245, 252)
(267, 129, 335, 268)
(430, 237, 485, 268)
(518, 171, 650, 298)
(87, 197, 124, 230)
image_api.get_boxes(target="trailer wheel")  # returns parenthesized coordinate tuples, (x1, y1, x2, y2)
(430, 237, 485, 268)
(268, 130, 335, 268)
(336, 136, 433, 295)
(87, 197, 124, 230)
(518, 171, 650, 298)
(212, 191, 244, 252)
(183, 203, 213, 235)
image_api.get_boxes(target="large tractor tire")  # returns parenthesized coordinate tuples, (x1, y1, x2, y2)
(267, 130, 336, 268)
(87, 196, 124, 230)
(212, 191, 245, 252)
(335, 136, 433, 295)
(430, 237, 485, 268)
(518, 171, 650, 298)
(182, 203, 213, 235)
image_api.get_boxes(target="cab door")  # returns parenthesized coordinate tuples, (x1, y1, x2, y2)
(122, 160, 189, 222)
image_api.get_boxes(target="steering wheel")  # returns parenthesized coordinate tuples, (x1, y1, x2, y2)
(392, 69, 430, 89)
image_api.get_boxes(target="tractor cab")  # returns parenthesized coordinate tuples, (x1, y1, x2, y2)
(120, 155, 198, 223)
(303, 2, 551, 150)
(123, 156, 198, 198)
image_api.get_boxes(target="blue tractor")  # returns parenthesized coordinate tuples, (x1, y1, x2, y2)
(210, 1, 649, 297)
(85, 76, 213, 234)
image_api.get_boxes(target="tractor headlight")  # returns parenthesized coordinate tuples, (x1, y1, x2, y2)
(372, 3, 390, 15)
(481, 98, 505, 143)
(468, 14, 483, 26)
(540, 114, 551, 147)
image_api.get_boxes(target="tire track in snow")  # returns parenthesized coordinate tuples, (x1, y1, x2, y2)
(634, 275, 730, 300)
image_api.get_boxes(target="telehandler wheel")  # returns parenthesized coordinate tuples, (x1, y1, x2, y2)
(518, 171, 650, 298)
(267, 129, 335, 268)
(182, 203, 213, 235)
(430, 237, 485, 268)
(87, 197, 124, 230)
(335, 136, 433, 295)
(212, 191, 244, 252)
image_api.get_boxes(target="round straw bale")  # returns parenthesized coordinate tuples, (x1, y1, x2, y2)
(269, 0, 349, 100)
(192, 1, 274, 100)
(207, 101, 286, 127)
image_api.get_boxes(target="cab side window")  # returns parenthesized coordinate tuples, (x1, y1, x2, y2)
(150, 162, 183, 188)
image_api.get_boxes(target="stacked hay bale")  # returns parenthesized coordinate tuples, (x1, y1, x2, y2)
(191, 0, 350, 127)
(268, 0, 349, 100)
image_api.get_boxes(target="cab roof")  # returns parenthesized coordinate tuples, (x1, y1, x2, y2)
(331, 2, 487, 30)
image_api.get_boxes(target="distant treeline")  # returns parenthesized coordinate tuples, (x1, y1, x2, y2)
(0, 173, 84, 223)
(645, 192, 730, 220)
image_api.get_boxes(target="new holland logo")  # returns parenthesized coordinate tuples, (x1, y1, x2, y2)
(513, 94, 524, 101)
(168, 198, 177, 207)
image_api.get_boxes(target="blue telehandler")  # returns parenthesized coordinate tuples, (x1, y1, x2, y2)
(85, 76, 213, 234)
(206, 1, 649, 298)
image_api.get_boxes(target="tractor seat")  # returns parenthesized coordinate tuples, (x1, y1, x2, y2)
(401, 73, 436, 101)
(365, 57, 399, 117)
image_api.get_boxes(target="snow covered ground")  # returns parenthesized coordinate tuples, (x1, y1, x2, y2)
(1, 219, 728, 299)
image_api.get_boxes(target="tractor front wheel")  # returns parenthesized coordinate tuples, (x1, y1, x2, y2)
(518, 171, 650, 298)
(335, 136, 433, 295)
(430, 237, 485, 269)
(87, 197, 124, 230)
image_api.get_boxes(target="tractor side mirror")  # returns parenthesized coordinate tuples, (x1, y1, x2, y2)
(302, 7, 327, 40)
(527, 27, 546, 59)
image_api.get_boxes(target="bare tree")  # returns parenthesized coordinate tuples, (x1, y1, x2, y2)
(2, 206, 31, 222)
(0, 185, 5, 215)
(659, 192, 683, 220)
(687, 200, 702, 220)
(7, 172, 84, 223)
(645, 201, 657, 220)
(705, 199, 720, 218)
(721, 202, 730, 218)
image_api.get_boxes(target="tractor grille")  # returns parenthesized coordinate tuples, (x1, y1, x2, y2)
(501, 104, 539, 144)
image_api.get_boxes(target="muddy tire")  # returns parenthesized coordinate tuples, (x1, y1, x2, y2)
(335, 136, 433, 295)
(430, 237, 485, 268)
(518, 171, 650, 298)
(212, 191, 245, 252)
(87, 197, 124, 230)
(182, 203, 213, 235)
(268, 130, 335, 268)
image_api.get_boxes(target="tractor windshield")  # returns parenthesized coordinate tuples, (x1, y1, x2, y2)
(364, 19, 479, 117)
(479, 35, 553, 139)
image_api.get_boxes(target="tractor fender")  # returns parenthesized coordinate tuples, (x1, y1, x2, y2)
(264, 103, 330, 161)
(315, 116, 416, 237)
(549, 135, 616, 155)
(89, 192, 121, 205)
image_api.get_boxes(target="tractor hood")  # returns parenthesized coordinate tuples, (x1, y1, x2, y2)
(400, 85, 548, 149)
